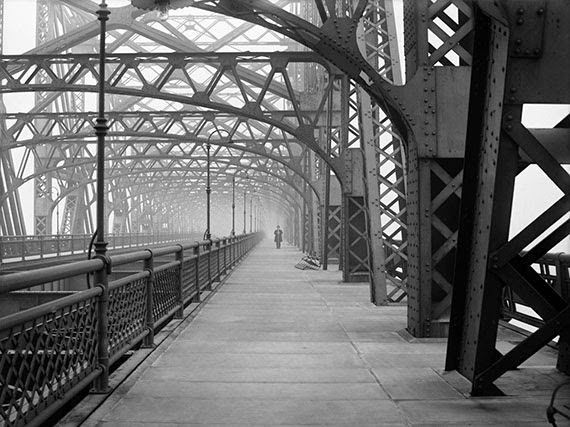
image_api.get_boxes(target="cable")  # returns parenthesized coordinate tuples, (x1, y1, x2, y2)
(85, 229, 98, 289)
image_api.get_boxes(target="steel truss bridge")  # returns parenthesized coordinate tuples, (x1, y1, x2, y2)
(0, 0, 569, 424)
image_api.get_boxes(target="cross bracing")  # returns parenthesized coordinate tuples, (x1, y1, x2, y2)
(0, 0, 568, 405)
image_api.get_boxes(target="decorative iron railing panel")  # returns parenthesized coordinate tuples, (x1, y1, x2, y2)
(181, 258, 198, 303)
(108, 274, 148, 361)
(0, 233, 199, 263)
(0, 233, 261, 427)
(198, 254, 209, 290)
(152, 263, 181, 325)
(0, 291, 100, 427)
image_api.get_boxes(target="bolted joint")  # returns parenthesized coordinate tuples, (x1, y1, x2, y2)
(93, 252, 112, 274)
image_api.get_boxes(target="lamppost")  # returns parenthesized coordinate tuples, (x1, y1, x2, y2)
(249, 195, 253, 233)
(204, 137, 211, 241)
(231, 175, 236, 236)
(205, 129, 230, 241)
(95, 2, 110, 257)
(93, 0, 110, 394)
(241, 171, 248, 234)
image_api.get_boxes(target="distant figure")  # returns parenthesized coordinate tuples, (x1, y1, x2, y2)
(274, 225, 283, 249)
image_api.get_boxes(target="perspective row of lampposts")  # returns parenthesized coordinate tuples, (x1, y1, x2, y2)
(91, 0, 263, 395)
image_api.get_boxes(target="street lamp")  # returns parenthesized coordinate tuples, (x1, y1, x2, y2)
(94, 2, 110, 258)
(204, 137, 211, 241)
(231, 175, 236, 236)
(205, 129, 231, 241)
(243, 179, 247, 235)
(92, 0, 111, 394)
(249, 195, 253, 233)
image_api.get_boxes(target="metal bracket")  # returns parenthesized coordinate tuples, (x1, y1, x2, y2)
(508, 0, 546, 58)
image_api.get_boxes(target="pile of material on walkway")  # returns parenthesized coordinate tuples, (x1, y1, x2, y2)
(295, 255, 320, 270)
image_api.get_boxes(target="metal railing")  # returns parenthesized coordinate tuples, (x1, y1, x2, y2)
(502, 252, 570, 329)
(0, 232, 201, 263)
(0, 232, 261, 427)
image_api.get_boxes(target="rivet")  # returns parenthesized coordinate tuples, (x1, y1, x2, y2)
(510, 87, 517, 93)
(507, 115, 513, 120)
(506, 124, 512, 130)
(515, 39, 522, 45)
(517, 18, 524, 25)
(517, 8, 524, 15)
(537, 8, 544, 15)
(534, 48, 541, 55)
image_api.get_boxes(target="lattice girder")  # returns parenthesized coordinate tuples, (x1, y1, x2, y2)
(0, 52, 341, 174)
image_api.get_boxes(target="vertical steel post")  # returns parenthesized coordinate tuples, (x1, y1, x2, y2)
(249, 197, 253, 233)
(243, 190, 246, 234)
(143, 250, 155, 347)
(231, 175, 235, 236)
(92, 1, 110, 394)
(175, 244, 184, 318)
(205, 141, 211, 241)
(194, 243, 201, 302)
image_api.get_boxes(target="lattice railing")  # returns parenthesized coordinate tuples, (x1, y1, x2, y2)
(0, 232, 200, 264)
(181, 258, 198, 303)
(0, 291, 100, 427)
(0, 233, 261, 427)
(152, 264, 181, 325)
(108, 275, 148, 360)
(502, 253, 570, 329)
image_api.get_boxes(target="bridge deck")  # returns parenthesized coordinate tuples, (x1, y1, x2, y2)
(80, 240, 565, 426)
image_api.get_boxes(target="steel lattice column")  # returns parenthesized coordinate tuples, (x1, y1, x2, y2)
(446, 1, 570, 395)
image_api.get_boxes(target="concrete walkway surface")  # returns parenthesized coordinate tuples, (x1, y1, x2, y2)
(80, 240, 569, 426)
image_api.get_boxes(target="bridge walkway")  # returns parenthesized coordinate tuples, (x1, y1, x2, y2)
(79, 240, 564, 426)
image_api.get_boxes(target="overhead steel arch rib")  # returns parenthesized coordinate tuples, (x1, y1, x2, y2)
(0, 52, 343, 178)
(188, 0, 410, 141)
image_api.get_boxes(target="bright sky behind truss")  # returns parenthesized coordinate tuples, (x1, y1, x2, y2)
(2, 0, 569, 252)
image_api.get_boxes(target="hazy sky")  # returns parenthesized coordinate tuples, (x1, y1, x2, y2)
(2, 0, 569, 252)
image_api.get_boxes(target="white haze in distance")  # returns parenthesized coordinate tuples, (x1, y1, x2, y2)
(2, 0, 569, 252)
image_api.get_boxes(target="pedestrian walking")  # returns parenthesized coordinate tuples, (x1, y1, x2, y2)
(274, 225, 283, 249)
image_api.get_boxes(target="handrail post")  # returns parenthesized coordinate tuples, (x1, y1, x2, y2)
(223, 238, 228, 275)
(175, 244, 184, 318)
(231, 236, 236, 267)
(194, 243, 201, 302)
(143, 250, 155, 348)
(206, 241, 212, 291)
(215, 239, 221, 281)
(92, 257, 111, 393)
